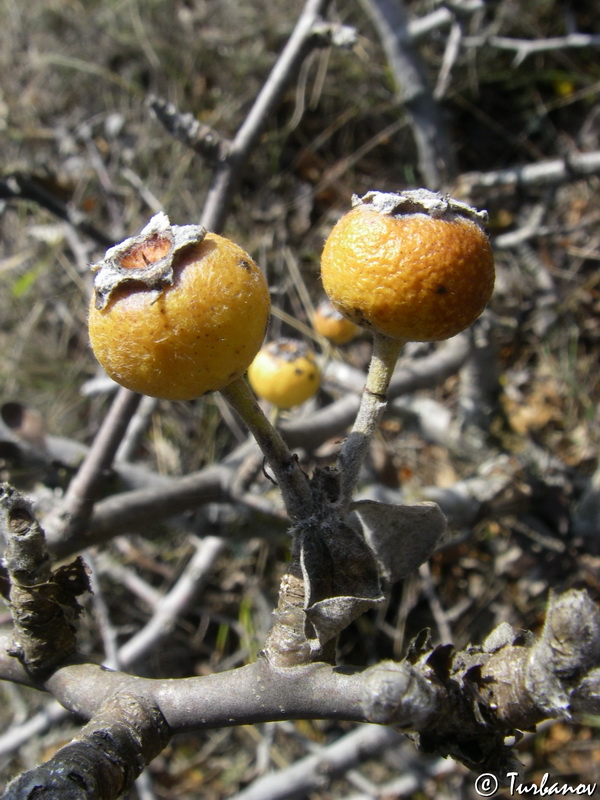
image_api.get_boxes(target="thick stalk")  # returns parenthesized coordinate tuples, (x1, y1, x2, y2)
(336, 334, 405, 507)
(220, 377, 313, 521)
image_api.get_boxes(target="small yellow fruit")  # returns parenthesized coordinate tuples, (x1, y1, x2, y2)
(321, 190, 495, 342)
(312, 297, 360, 345)
(247, 339, 320, 409)
(88, 214, 270, 401)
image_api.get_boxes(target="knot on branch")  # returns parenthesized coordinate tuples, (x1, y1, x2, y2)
(358, 590, 600, 779)
(362, 660, 441, 728)
(481, 589, 600, 726)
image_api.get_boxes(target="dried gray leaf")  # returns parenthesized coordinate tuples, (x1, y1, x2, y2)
(298, 520, 382, 606)
(305, 594, 384, 649)
(297, 519, 384, 648)
(351, 500, 446, 581)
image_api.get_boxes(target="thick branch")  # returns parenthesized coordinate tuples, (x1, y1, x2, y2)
(1, 591, 596, 738)
(2, 692, 170, 800)
(0, 590, 597, 796)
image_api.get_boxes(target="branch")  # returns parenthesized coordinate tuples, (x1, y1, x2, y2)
(116, 535, 225, 668)
(465, 32, 600, 66)
(0, 699, 70, 758)
(43, 337, 470, 560)
(282, 332, 471, 449)
(1, 592, 597, 772)
(456, 149, 600, 194)
(357, 0, 457, 188)
(0, 173, 115, 250)
(42, 387, 142, 552)
(148, 97, 229, 164)
(230, 724, 403, 800)
(200, 0, 332, 232)
(2, 692, 170, 800)
(480, 590, 600, 728)
(49, 460, 230, 559)
(0, 401, 171, 495)
(0, 537, 225, 758)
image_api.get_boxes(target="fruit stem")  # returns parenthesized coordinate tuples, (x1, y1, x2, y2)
(220, 377, 314, 521)
(336, 333, 405, 509)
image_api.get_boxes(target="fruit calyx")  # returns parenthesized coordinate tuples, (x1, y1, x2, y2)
(262, 338, 313, 362)
(91, 212, 206, 310)
(353, 189, 489, 225)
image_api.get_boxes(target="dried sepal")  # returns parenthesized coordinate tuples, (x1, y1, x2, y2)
(353, 189, 489, 225)
(91, 212, 206, 310)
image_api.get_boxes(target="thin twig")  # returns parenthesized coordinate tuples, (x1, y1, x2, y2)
(115, 395, 158, 463)
(357, 0, 457, 188)
(200, 0, 332, 231)
(0, 174, 115, 249)
(465, 31, 600, 65)
(117, 535, 225, 668)
(229, 725, 403, 800)
(456, 149, 600, 194)
(44, 387, 142, 551)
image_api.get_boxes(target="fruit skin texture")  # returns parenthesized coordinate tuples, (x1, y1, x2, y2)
(321, 202, 495, 342)
(89, 233, 270, 401)
(247, 340, 320, 409)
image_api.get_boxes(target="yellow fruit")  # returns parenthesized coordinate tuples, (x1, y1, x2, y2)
(88, 217, 270, 401)
(247, 339, 320, 409)
(312, 297, 360, 345)
(321, 191, 495, 342)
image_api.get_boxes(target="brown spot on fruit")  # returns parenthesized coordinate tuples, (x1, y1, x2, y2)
(320, 191, 495, 342)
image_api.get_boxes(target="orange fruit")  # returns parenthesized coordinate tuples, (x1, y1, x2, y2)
(312, 297, 360, 345)
(321, 194, 495, 342)
(89, 231, 270, 401)
(247, 339, 320, 409)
